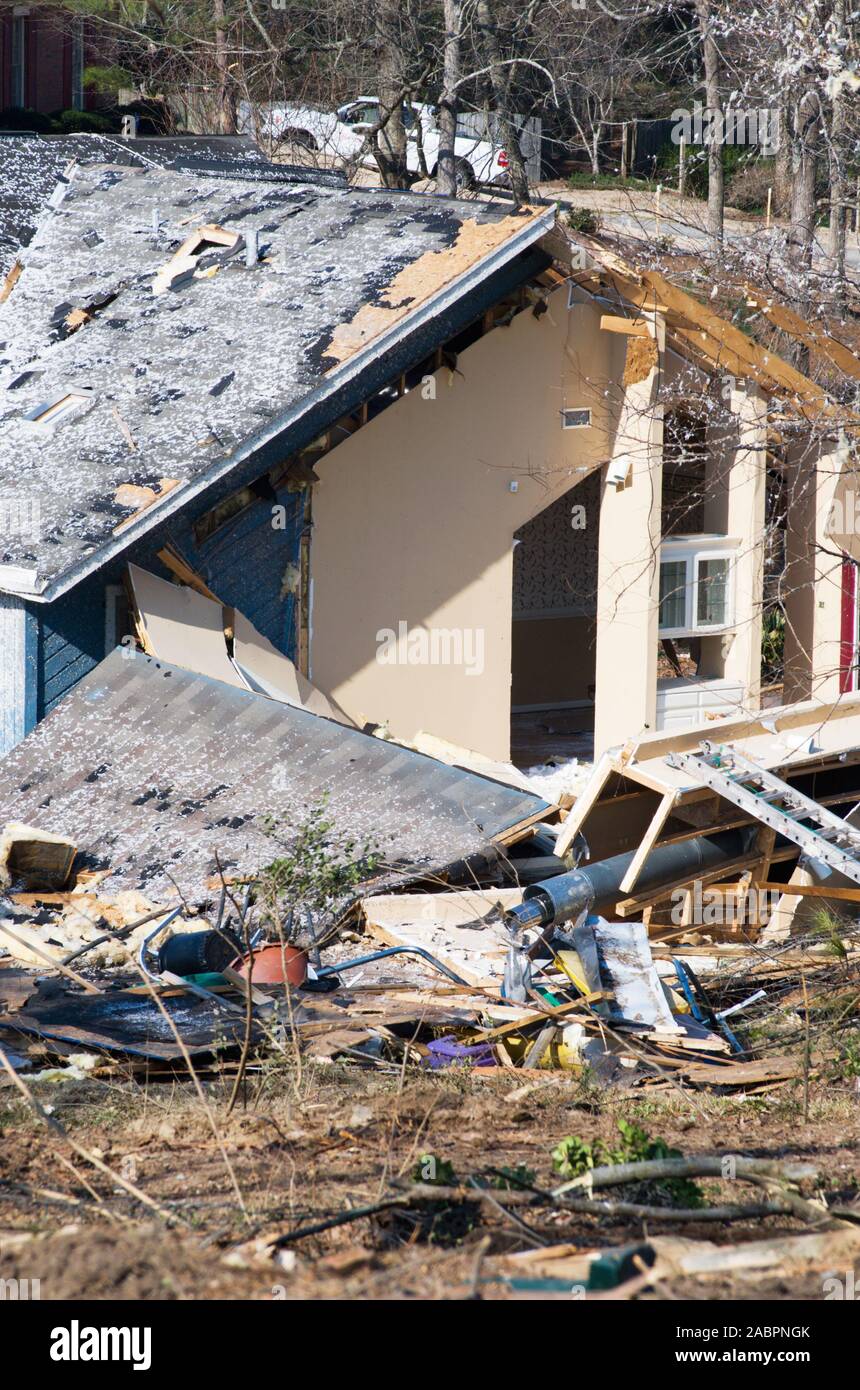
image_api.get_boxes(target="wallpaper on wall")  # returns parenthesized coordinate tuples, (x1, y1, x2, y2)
(513, 472, 600, 617)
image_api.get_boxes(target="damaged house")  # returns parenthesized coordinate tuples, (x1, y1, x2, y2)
(1, 140, 860, 773)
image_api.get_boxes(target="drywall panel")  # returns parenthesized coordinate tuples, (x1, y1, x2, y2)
(128, 564, 244, 688)
(233, 609, 354, 726)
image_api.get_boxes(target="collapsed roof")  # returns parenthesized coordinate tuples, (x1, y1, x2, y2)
(0, 153, 552, 599)
(0, 650, 549, 903)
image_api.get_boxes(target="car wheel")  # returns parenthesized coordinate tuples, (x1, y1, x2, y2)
(279, 128, 317, 151)
(453, 158, 476, 191)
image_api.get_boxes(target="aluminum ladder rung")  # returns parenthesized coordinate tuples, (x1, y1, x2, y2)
(668, 745, 860, 886)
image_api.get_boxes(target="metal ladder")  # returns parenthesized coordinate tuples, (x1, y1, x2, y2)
(667, 742, 860, 885)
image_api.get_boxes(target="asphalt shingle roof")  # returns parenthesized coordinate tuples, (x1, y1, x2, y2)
(0, 650, 548, 902)
(0, 133, 272, 278)
(0, 150, 545, 596)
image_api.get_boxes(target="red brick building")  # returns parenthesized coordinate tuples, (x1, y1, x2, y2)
(0, 6, 85, 114)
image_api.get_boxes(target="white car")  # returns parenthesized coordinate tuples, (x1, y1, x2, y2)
(247, 98, 510, 189)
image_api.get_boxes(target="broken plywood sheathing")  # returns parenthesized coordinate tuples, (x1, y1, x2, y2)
(621, 330, 659, 388)
(113, 479, 180, 530)
(324, 209, 544, 364)
(0, 650, 552, 904)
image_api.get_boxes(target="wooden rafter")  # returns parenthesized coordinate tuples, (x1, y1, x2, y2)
(569, 232, 860, 427)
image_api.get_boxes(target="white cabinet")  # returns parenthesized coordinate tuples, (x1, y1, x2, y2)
(655, 676, 746, 731)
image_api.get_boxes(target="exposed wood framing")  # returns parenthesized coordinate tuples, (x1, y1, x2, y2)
(618, 789, 677, 894)
(156, 544, 221, 601)
(555, 752, 614, 856)
(0, 260, 22, 303)
(568, 232, 859, 427)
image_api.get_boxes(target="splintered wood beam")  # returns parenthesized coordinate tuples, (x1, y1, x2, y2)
(739, 282, 860, 384)
(0, 260, 22, 303)
(635, 273, 851, 422)
(566, 226, 858, 423)
(554, 752, 614, 857)
(600, 314, 649, 336)
(752, 880, 860, 903)
(156, 545, 221, 602)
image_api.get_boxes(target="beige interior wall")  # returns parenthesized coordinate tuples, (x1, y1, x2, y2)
(310, 284, 623, 760)
(511, 615, 595, 706)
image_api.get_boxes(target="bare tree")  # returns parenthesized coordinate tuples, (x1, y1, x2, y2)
(694, 0, 724, 247)
(213, 0, 237, 133)
(475, 0, 530, 205)
(436, 0, 461, 196)
(374, 0, 410, 187)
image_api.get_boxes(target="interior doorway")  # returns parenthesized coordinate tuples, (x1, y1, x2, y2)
(510, 473, 599, 768)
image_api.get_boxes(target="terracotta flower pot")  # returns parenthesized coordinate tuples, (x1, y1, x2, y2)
(235, 943, 308, 986)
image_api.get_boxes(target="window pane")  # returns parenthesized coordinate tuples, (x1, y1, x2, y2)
(659, 560, 687, 630)
(697, 558, 729, 626)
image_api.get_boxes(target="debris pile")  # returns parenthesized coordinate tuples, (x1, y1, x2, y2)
(2, 632, 860, 1274)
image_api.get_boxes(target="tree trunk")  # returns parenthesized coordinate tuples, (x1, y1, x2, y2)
(695, 0, 723, 248)
(213, 0, 236, 135)
(789, 89, 820, 271)
(375, 0, 409, 188)
(830, 93, 847, 300)
(828, 0, 848, 303)
(592, 122, 601, 176)
(475, 0, 530, 206)
(437, 0, 461, 196)
(773, 105, 792, 217)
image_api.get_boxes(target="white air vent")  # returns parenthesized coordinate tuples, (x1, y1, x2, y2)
(562, 408, 591, 429)
(23, 389, 93, 427)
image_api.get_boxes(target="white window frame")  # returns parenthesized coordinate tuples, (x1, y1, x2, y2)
(658, 535, 739, 638)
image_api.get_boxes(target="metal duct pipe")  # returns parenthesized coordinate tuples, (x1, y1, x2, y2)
(507, 828, 756, 931)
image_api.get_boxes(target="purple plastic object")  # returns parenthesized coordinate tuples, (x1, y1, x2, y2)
(425, 1036, 497, 1069)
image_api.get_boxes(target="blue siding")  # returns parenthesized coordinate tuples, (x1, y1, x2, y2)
(29, 487, 303, 727)
(37, 572, 108, 719)
(168, 486, 304, 659)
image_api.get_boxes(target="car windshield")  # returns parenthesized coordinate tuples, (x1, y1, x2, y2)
(340, 101, 418, 129)
(342, 103, 378, 125)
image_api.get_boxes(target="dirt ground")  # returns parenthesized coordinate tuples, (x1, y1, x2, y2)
(2, 1057, 858, 1301)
